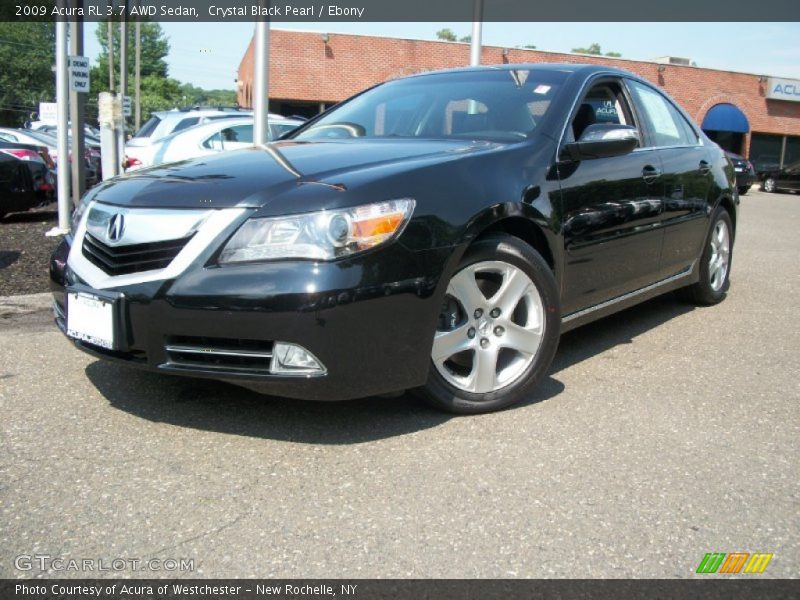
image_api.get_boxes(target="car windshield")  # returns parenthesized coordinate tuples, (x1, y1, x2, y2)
(292, 69, 567, 143)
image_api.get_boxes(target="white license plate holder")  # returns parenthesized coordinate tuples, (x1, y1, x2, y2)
(66, 291, 117, 350)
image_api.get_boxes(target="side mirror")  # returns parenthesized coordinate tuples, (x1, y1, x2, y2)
(560, 124, 640, 161)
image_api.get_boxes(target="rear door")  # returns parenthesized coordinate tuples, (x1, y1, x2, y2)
(559, 78, 666, 315)
(625, 79, 712, 278)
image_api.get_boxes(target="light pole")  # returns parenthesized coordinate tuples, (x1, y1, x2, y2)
(253, 16, 270, 146)
(470, 0, 484, 66)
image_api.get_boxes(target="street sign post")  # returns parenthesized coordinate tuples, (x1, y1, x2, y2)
(68, 55, 90, 93)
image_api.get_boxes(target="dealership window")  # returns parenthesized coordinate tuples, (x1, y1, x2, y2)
(749, 134, 782, 172)
(784, 136, 800, 165)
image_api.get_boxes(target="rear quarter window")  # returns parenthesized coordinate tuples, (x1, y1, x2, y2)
(134, 116, 161, 138)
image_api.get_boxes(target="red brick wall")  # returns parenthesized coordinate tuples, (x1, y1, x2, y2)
(238, 30, 800, 155)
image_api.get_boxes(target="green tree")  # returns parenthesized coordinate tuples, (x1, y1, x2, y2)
(571, 43, 622, 57)
(178, 83, 237, 107)
(436, 28, 458, 42)
(89, 22, 177, 125)
(92, 20, 169, 92)
(436, 28, 473, 43)
(0, 22, 55, 126)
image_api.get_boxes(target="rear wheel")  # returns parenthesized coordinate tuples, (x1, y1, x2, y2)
(762, 177, 776, 193)
(681, 207, 733, 306)
(737, 186, 749, 196)
(418, 235, 560, 414)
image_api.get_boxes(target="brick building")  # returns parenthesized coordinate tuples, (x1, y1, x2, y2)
(237, 29, 800, 170)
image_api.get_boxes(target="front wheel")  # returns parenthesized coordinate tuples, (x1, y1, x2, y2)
(762, 177, 776, 193)
(738, 186, 749, 196)
(418, 235, 560, 414)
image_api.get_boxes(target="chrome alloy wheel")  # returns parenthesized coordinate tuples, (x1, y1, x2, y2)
(709, 219, 731, 292)
(763, 177, 776, 193)
(432, 261, 545, 394)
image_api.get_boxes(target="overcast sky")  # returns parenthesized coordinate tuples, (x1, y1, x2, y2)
(83, 22, 800, 90)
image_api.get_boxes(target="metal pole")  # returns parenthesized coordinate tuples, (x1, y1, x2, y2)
(134, 18, 141, 131)
(469, 0, 484, 66)
(119, 5, 128, 165)
(253, 13, 270, 146)
(69, 14, 86, 206)
(107, 18, 114, 91)
(55, 14, 71, 232)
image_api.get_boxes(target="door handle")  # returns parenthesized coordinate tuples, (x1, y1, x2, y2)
(642, 165, 661, 183)
(699, 160, 711, 174)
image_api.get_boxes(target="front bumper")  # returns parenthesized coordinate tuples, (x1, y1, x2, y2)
(51, 236, 453, 401)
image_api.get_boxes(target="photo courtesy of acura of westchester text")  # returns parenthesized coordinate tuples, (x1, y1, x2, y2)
(0, 0, 798, 596)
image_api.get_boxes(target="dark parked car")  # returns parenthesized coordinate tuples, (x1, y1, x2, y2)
(750, 154, 780, 178)
(724, 151, 755, 195)
(0, 140, 54, 218)
(760, 160, 800, 193)
(50, 64, 737, 413)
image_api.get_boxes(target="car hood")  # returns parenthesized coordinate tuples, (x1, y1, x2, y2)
(88, 139, 502, 209)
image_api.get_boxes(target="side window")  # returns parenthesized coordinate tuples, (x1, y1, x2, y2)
(271, 123, 298, 139)
(202, 132, 224, 150)
(228, 125, 253, 143)
(627, 80, 697, 147)
(569, 81, 637, 142)
(172, 117, 200, 134)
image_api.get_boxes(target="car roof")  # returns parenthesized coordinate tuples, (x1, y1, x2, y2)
(407, 62, 628, 77)
(151, 108, 252, 119)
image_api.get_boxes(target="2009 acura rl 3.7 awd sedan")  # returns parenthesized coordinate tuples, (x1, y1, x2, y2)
(50, 64, 738, 414)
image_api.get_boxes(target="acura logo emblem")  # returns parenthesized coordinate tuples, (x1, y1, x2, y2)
(106, 213, 125, 242)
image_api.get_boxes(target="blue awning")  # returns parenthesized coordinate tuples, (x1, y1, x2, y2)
(702, 103, 750, 134)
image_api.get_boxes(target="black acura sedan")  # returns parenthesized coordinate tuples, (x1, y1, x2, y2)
(50, 64, 737, 413)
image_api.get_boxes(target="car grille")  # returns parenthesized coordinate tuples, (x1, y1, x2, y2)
(164, 335, 274, 374)
(82, 232, 193, 276)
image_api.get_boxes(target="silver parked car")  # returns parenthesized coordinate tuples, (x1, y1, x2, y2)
(124, 116, 304, 170)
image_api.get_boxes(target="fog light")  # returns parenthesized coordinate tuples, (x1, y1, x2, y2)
(270, 342, 326, 376)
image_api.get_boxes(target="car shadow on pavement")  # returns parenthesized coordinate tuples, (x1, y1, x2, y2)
(87, 360, 568, 443)
(86, 359, 565, 443)
(85, 292, 695, 444)
(552, 293, 696, 375)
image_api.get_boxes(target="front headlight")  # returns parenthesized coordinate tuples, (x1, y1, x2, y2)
(218, 199, 415, 263)
(69, 196, 91, 236)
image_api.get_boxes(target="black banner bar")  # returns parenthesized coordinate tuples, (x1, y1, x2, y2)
(2, 0, 800, 22)
(2, 579, 800, 600)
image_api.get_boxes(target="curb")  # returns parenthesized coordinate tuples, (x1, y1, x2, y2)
(0, 292, 53, 318)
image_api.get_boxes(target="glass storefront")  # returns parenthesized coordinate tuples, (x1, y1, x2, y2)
(749, 133, 800, 175)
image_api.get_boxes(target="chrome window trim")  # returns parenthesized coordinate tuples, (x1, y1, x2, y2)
(68, 201, 248, 289)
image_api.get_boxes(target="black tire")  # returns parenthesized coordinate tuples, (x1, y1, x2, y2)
(417, 234, 560, 414)
(681, 206, 734, 306)
(762, 177, 776, 193)
(738, 186, 749, 196)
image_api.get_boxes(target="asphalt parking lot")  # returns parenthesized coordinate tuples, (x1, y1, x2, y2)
(0, 189, 798, 579)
